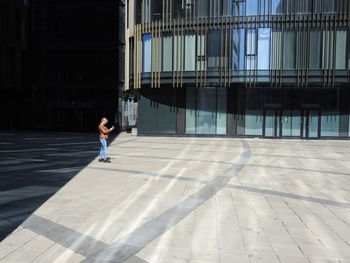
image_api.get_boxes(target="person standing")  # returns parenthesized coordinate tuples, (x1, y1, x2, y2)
(98, 117, 114, 163)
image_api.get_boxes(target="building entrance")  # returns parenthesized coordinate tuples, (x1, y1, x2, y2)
(263, 108, 281, 138)
(301, 109, 320, 139)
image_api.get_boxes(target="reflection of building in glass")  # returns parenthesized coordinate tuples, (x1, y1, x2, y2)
(125, 0, 350, 138)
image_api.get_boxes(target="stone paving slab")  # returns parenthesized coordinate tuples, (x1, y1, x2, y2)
(1, 133, 350, 263)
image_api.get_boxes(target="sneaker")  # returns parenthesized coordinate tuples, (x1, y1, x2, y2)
(98, 158, 103, 162)
(106, 157, 111, 160)
(103, 159, 111, 163)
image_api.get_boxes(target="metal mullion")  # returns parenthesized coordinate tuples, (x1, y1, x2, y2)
(332, 21, 336, 88)
(180, 19, 184, 88)
(296, 20, 300, 87)
(195, 27, 198, 88)
(219, 21, 223, 89)
(228, 23, 232, 89)
(200, 25, 204, 88)
(204, 27, 207, 89)
(151, 23, 154, 88)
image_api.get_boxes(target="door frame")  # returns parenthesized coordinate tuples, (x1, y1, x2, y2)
(263, 108, 282, 138)
(301, 108, 321, 139)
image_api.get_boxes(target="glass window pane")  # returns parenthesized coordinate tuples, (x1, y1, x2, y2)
(197, 33, 206, 71)
(174, 34, 183, 71)
(185, 32, 196, 71)
(232, 29, 245, 70)
(271, 0, 282, 14)
(265, 110, 275, 137)
(257, 28, 270, 69)
(246, 0, 259, 15)
(309, 30, 322, 69)
(197, 87, 216, 134)
(151, 0, 162, 21)
(129, 38, 134, 75)
(208, 30, 221, 70)
(245, 110, 263, 135)
(196, 0, 208, 18)
(282, 110, 301, 136)
(232, 29, 239, 70)
(186, 87, 196, 134)
(135, 0, 142, 24)
(246, 56, 255, 70)
(321, 111, 340, 136)
(335, 30, 347, 69)
(162, 32, 173, 72)
(142, 34, 152, 73)
(322, 30, 334, 69)
(271, 30, 282, 69)
(174, 0, 185, 19)
(308, 110, 319, 138)
(283, 30, 296, 69)
(222, 0, 233, 16)
(152, 35, 160, 72)
(217, 88, 227, 134)
(246, 29, 256, 55)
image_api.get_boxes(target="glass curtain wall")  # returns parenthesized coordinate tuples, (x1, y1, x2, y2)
(135, 0, 349, 23)
(162, 32, 173, 71)
(185, 31, 196, 71)
(142, 34, 152, 72)
(208, 30, 221, 70)
(335, 30, 347, 69)
(140, 28, 348, 73)
(257, 28, 270, 69)
(186, 87, 227, 135)
(309, 30, 322, 69)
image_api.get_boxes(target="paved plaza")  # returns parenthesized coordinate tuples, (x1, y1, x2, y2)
(0, 132, 350, 263)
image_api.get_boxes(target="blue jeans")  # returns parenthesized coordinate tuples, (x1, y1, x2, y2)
(99, 138, 107, 159)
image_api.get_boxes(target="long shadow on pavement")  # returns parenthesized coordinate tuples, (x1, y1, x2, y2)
(0, 131, 117, 241)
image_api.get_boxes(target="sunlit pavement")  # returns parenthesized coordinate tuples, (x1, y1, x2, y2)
(1, 133, 350, 263)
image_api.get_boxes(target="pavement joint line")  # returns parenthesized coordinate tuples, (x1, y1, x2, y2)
(108, 153, 236, 165)
(81, 140, 251, 263)
(106, 153, 350, 177)
(87, 165, 350, 209)
(114, 145, 350, 162)
(133, 139, 350, 152)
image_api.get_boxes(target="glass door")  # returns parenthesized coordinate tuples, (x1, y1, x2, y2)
(302, 109, 320, 139)
(264, 109, 281, 138)
(282, 110, 301, 137)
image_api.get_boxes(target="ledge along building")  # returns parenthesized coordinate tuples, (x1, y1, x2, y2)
(125, 0, 350, 138)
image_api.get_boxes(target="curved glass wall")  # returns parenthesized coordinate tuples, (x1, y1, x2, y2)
(139, 27, 350, 74)
(134, 0, 349, 23)
(130, 0, 350, 138)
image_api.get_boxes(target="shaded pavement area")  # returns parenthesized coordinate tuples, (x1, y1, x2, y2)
(0, 133, 350, 263)
(0, 131, 116, 241)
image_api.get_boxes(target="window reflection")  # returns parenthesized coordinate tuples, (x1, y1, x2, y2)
(142, 34, 152, 73)
(208, 30, 221, 70)
(257, 28, 270, 69)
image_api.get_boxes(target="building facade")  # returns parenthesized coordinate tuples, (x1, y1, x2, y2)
(0, 0, 30, 129)
(125, 0, 350, 138)
(29, 0, 123, 131)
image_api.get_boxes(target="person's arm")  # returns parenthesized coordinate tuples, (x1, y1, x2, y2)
(101, 125, 114, 134)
